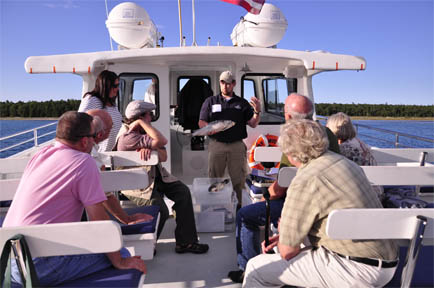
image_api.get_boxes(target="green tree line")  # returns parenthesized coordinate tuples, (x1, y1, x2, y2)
(0, 100, 80, 118)
(0, 100, 432, 118)
(316, 103, 433, 117)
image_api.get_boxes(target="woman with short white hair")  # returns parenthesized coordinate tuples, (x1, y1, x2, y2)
(326, 112, 377, 166)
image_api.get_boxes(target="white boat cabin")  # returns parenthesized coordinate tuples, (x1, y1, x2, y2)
(23, 3, 366, 184)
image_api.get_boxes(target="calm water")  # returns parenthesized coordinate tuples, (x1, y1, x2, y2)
(0, 120, 57, 158)
(0, 119, 433, 158)
(352, 120, 434, 149)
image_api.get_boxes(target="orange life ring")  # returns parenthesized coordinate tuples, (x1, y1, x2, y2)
(248, 134, 280, 170)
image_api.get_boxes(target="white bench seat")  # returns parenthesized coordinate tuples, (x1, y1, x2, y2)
(327, 208, 434, 288)
(0, 166, 159, 261)
(0, 220, 146, 287)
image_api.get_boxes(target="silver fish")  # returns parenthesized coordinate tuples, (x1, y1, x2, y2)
(192, 120, 235, 136)
(208, 178, 230, 193)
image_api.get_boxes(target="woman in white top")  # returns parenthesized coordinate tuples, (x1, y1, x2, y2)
(78, 70, 123, 152)
(326, 112, 377, 166)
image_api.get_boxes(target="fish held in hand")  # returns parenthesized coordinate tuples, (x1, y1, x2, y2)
(192, 120, 235, 136)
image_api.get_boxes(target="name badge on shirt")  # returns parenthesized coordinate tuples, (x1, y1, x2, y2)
(212, 104, 222, 113)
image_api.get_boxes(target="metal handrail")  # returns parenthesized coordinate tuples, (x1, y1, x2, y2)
(0, 122, 57, 153)
(316, 115, 433, 148)
(353, 123, 434, 148)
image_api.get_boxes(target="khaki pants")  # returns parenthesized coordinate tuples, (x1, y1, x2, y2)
(208, 139, 247, 204)
(243, 246, 397, 288)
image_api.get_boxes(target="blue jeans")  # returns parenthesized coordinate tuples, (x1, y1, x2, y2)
(12, 248, 130, 286)
(235, 199, 284, 270)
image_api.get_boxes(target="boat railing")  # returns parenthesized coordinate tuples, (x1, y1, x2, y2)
(0, 122, 57, 156)
(353, 123, 434, 148)
(316, 116, 434, 148)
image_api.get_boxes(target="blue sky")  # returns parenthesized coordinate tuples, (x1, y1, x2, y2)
(0, 0, 433, 105)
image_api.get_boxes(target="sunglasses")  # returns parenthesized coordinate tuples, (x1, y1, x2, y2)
(140, 111, 155, 118)
(112, 83, 119, 88)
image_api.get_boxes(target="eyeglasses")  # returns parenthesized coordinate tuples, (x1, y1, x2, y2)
(112, 83, 119, 88)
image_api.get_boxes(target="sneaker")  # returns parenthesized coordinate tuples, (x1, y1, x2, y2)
(228, 270, 244, 283)
(175, 242, 209, 254)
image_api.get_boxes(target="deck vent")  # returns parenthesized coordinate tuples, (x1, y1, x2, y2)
(231, 3, 287, 48)
(106, 2, 157, 49)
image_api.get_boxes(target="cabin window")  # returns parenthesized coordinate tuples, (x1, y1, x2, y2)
(118, 73, 159, 121)
(175, 76, 213, 131)
(242, 74, 297, 124)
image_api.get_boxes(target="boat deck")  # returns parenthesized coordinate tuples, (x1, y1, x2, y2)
(143, 217, 241, 288)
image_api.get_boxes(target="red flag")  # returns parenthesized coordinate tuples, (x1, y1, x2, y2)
(220, 0, 265, 15)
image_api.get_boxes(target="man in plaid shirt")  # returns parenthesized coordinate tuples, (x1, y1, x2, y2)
(243, 119, 398, 288)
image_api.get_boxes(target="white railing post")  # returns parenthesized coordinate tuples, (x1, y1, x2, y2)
(34, 129, 38, 146)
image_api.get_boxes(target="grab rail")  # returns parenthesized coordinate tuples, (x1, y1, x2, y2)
(0, 122, 57, 155)
(354, 123, 434, 148)
(316, 116, 434, 148)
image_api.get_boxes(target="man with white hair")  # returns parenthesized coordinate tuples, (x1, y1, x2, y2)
(243, 119, 398, 288)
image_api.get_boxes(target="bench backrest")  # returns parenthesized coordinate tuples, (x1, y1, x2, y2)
(277, 165, 434, 187)
(0, 169, 149, 202)
(326, 208, 434, 245)
(0, 220, 122, 257)
(254, 147, 434, 166)
(99, 151, 158, 167)
(0, 151, 158, 180)
(0, 157, 32, 179)
(371, 148, 434, 165)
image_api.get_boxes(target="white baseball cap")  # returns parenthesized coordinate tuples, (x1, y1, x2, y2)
(125, 100, 156, 119)
(219, 70, 235, 83)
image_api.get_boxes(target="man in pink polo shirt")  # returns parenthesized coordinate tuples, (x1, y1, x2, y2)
(3, 111, 146, 286)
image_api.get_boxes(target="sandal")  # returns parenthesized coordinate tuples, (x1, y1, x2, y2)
(175, 242, 209, 254)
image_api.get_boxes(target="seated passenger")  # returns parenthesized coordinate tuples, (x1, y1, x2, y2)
(116, 100, 209, 254)
(326, 112, 383, 198)
(3, 111, 147, 286)
(326, 112, 377, 166)
(87, 109, 152, 224)
(243, 119, 398, 288)
(228, 93, 340, 283)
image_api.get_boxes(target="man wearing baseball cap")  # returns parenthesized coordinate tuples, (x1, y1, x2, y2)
(198, 71, 261, 206)
(117, 100, 209, 254)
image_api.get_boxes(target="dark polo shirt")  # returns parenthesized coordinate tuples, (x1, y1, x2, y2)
(199, 93, 254, 143)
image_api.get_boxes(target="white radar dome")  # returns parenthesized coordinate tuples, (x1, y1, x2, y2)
(231, 3, 288, 48)
(106, 2, 157, 49)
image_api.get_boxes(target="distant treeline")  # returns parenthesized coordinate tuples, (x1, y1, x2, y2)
(0, 100, 433, 118)
(316, 103, 433, 117)
(0, 100, 81, 118)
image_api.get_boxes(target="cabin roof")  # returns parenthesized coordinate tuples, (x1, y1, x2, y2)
(24, 46, 366, 75)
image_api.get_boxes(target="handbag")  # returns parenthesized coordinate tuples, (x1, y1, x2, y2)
(0, 234, 40, 288)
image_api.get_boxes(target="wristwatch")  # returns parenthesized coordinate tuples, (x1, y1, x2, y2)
(254, 111, 260, 115)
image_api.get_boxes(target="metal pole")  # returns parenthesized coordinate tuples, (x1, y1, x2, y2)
(178, 0, 183, 47)
(33, 129, 38, 146)
(105, 0, 114, 51)
(192, 0, 197, 46)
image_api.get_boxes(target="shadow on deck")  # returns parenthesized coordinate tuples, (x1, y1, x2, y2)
(143, 218, 241, 288)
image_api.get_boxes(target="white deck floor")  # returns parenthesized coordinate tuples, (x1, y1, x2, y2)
(142, 217, 242, 288)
